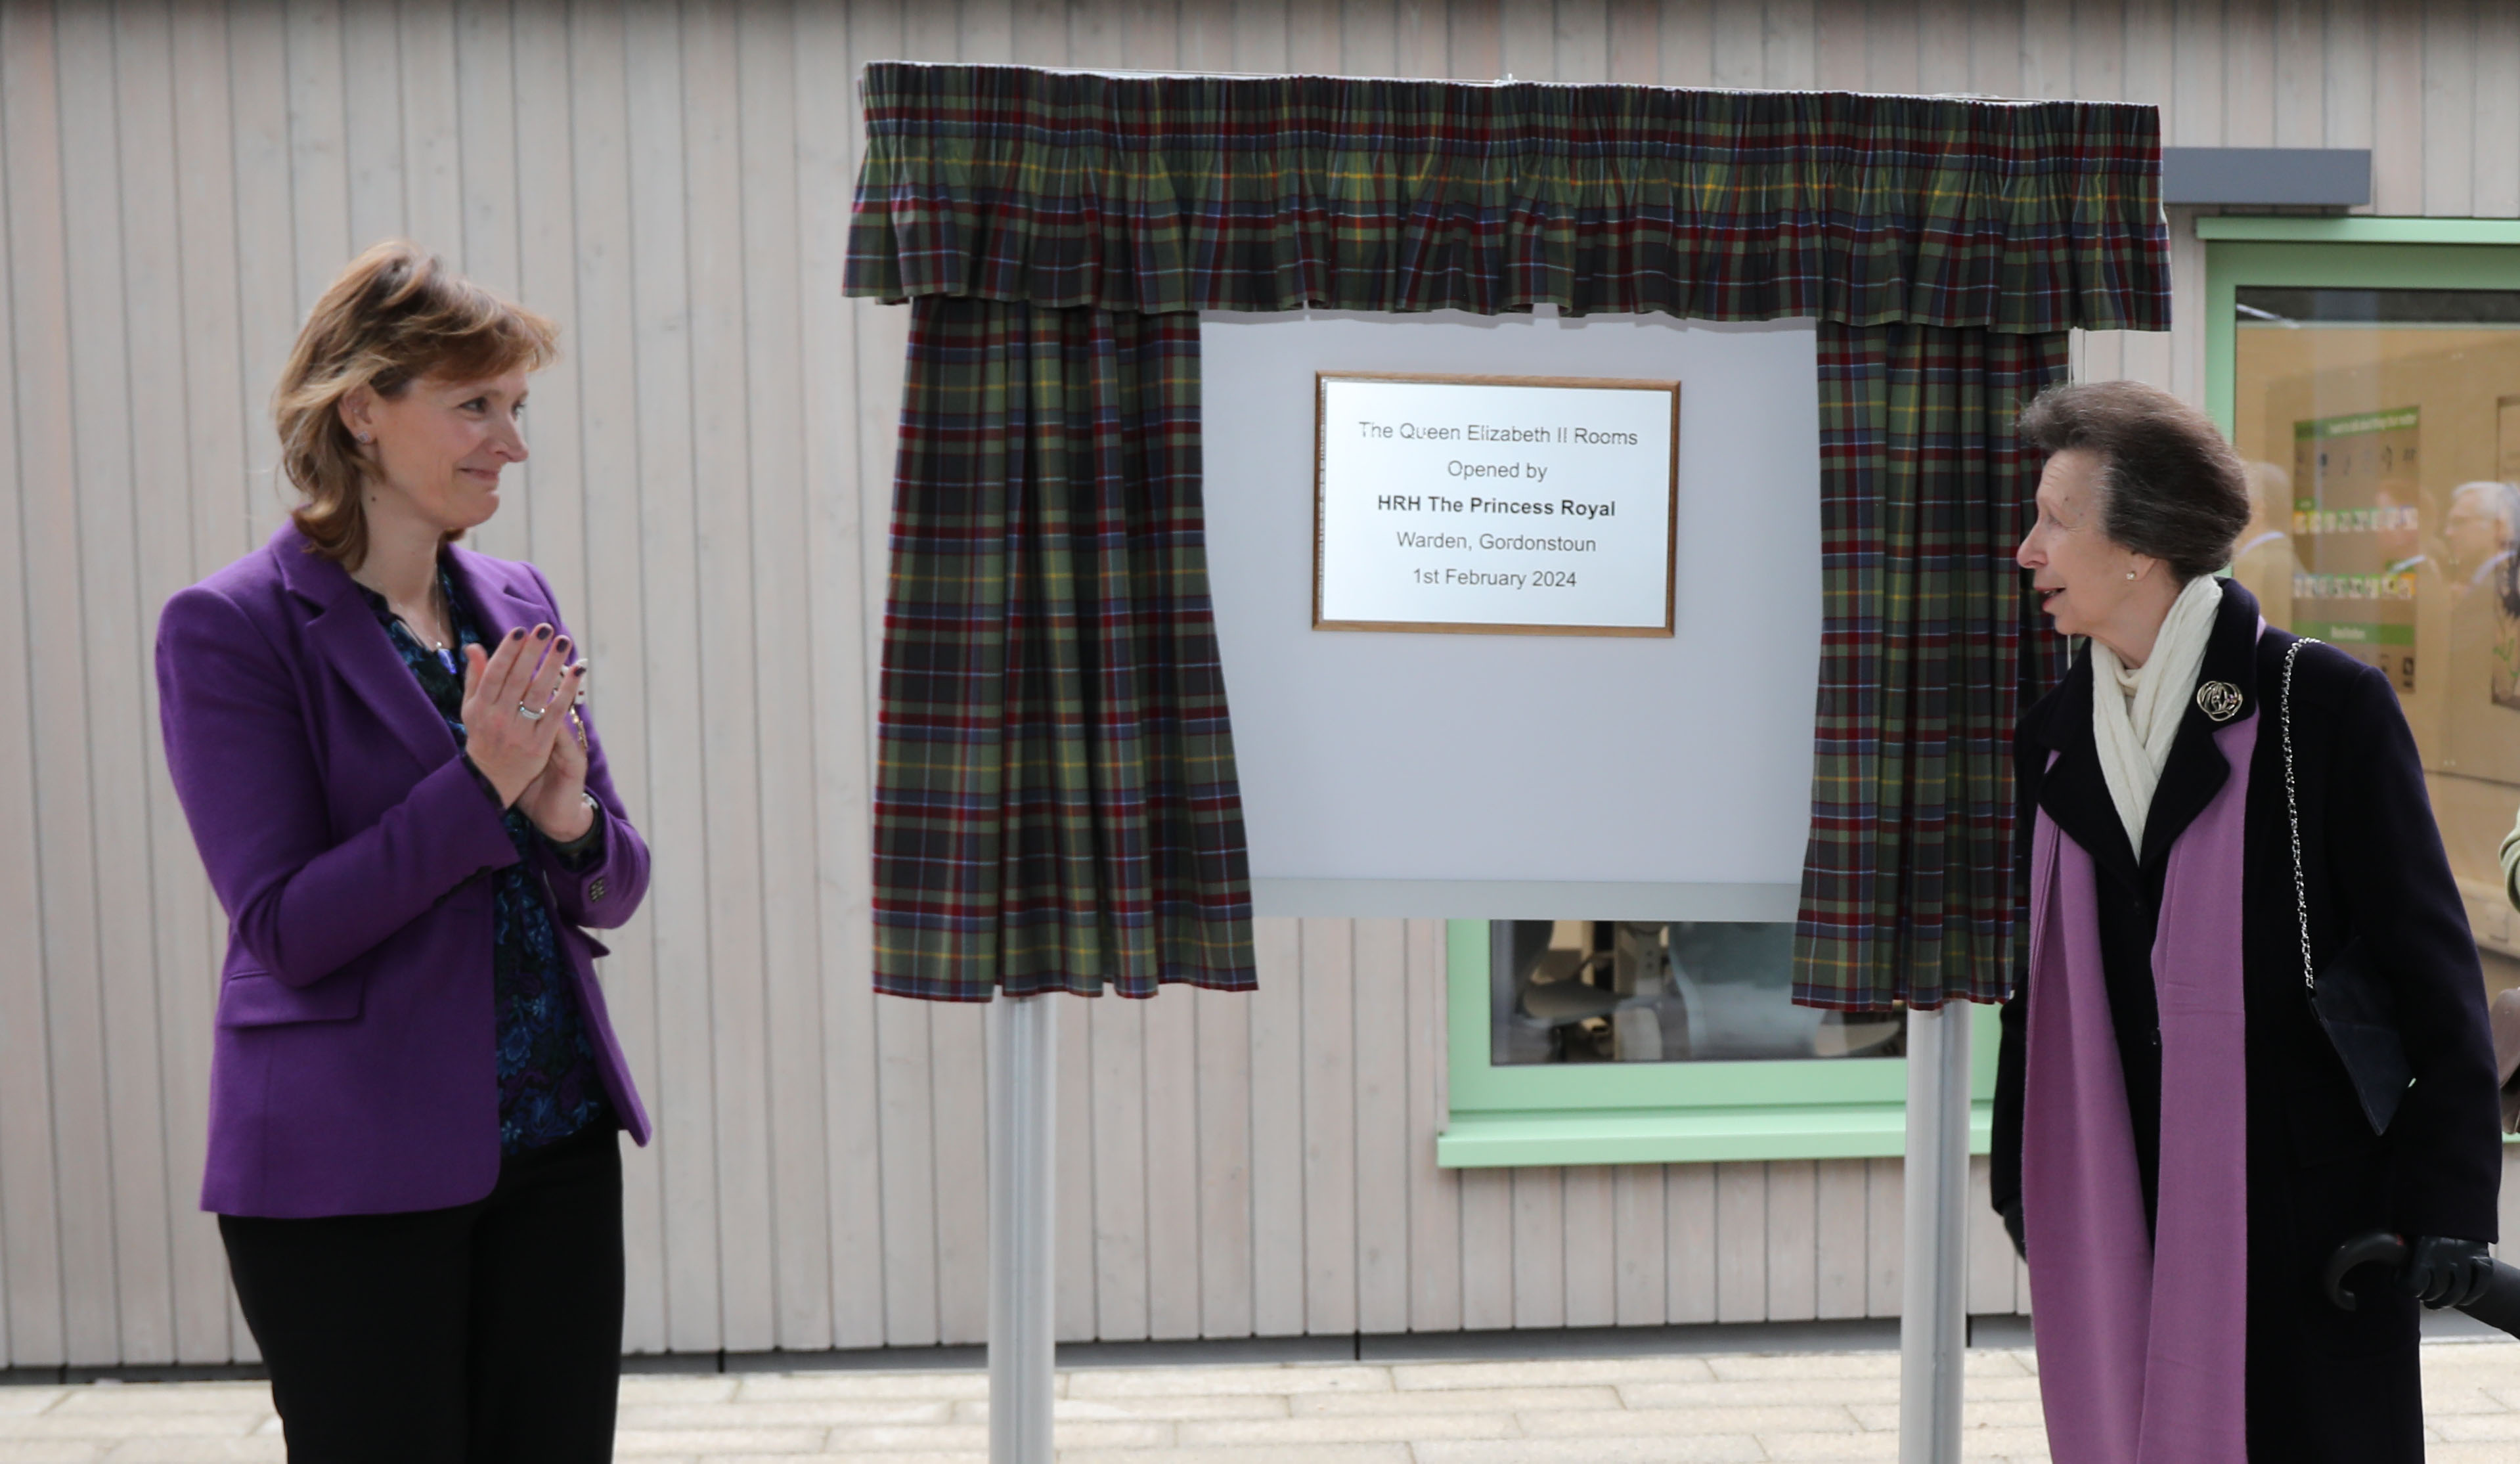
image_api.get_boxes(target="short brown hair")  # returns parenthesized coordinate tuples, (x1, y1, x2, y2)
(2016, 381, 2251, 581)
(272, 241, 558, 567)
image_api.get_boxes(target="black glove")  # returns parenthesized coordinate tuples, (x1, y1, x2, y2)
(2001, 1197, 2027, 1262)
(2400, 1235, 2494, 1310)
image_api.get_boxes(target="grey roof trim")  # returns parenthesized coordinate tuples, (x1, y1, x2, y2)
(2161, 147, 2370, 207)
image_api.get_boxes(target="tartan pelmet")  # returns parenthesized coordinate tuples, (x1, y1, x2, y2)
(1794, 322, 2073, 1011)
(877, 296, 1256, 1001)
(844, 64, 2169, 333)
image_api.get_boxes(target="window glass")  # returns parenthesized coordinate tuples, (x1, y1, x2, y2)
(2232, 286, 2520, 979)
(1488, 919, 1907, 1065)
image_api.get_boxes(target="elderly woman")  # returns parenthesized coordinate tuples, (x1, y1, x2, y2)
(156, 241, 650, 1461)
(1989, 381, 2501, 1462)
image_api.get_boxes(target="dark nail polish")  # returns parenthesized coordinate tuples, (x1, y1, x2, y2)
(535, 627, 552, 640)
(555, 638, 571, 653)
(507, 629, 524, 641)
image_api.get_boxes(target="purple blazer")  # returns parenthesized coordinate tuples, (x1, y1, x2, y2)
(158, 523, 652, 1218)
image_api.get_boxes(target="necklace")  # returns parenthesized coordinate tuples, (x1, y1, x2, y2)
(392, 577, 460, 675)
(425, 577, 459, 675)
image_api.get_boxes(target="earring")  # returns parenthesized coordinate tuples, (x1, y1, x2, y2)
(2125, 569, 2137, 581)
(356, 433, 371, 444)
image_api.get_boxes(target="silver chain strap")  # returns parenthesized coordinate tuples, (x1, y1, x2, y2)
(2281, 638, 2320, 992)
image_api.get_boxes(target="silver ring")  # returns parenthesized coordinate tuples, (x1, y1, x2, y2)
(517, 703, 548, 721)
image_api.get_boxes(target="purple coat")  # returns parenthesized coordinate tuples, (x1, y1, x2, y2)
(158, 523, 652, 1218)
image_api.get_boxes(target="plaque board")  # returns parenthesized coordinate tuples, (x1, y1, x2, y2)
(1314, 372, 1680, 636)
(1203, 308, 1820, 895)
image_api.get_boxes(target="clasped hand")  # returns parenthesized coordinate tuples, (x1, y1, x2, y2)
(460, 625, 594, 843)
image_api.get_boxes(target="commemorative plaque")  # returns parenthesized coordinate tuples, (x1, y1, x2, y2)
(1314, 372, 1680, 635)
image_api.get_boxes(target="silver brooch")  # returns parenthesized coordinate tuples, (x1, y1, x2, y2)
(2196, 681, 2244, 722)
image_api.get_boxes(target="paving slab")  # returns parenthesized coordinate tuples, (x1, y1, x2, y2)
(1851, 1398, 2048, 1431)
(2444, 1383, 2520, 1415)
(617, 1400, 953, 1429)
(1619, 1376, 1903, 1408)
(45, 1390, 265, 1411)
(621, 1377, 743, 1406)
(2427, 1411, 2520, 1442)
(706, 1456, 978, 1464)
(45, 1385, 270, 1415)
(1057, 1448, 1411, 1464)
(1957, 1426, 2054, 1459)
(1755, 1429, 1916, 1462)
(1519, 1402, 1867, 1436)
(0, 1444, 97, 1464)
(1067, 1365, 1392, 1399)
(1175, 1412, 1520, 1445)
(1703, 1352, 1903, 1381)
(97, 1442, 283, 1463)
(0, 1331, 2513, 1460)
(1293, 1386, 1618, 1415)
(1390, 1358, 1716, 1390)
(825, 1421, 1176, 1452)
(734, 1373, 992, 1402)
(612, 1427, 826, 1455)
(2427, 1446, 2520, 1464)
(0, 1417, 261, 1442)
(953, 1397, 1288, 1423)
(1410, 1436, 1766, 1463)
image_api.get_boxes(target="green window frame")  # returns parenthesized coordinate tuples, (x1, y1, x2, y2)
(2199, 215, 2520, 1145)
(2199, 216, 2520, 439)
(1437, 919, 2000, 1166)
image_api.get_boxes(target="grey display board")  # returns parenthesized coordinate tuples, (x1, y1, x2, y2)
(1201, 309, 1821, 918)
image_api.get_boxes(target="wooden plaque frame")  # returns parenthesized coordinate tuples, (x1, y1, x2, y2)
(1312, 371, 1681, 636)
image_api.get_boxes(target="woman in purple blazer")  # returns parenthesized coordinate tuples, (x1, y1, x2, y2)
(157, 241, 651, 1463)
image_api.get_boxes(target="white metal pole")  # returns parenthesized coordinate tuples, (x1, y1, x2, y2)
(987, 992, 1058, 1464)
(1899, 1004, 1972, 1464)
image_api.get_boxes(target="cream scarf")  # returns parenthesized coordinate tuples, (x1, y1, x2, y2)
(2085, 574, 2223, 853)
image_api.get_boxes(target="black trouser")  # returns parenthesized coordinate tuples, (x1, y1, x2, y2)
(219, 1124, 624, 1464)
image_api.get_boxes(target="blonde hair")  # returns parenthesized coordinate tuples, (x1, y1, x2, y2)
(272, 240, 558, 568)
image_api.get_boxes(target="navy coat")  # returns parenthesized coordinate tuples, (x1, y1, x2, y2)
(1991, 579, 2501, 1462)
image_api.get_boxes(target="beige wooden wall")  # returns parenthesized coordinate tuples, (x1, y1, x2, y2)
(1, 0, 2514, 1369)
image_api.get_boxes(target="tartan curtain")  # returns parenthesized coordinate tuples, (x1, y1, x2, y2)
(846, 65, 2167, 332)
(1796, 324, 2072, 1010)
(847, 63, 2166, 1007)
(876, 296, 1253, 1000)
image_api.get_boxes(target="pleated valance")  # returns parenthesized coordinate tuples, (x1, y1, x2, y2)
(844, 62, 2169, 333)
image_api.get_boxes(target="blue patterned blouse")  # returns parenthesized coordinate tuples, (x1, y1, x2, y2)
(359, 566, 613, 1155)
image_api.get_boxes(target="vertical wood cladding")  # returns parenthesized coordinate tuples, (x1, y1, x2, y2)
(1, 0, 2505, 1362)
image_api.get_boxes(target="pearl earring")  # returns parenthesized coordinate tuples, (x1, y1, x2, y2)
(2125, 569, 2137, 581)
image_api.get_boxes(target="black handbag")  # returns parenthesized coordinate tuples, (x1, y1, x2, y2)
(2280, 637, 2415, 1135)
